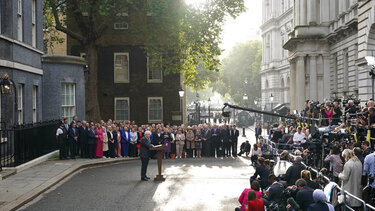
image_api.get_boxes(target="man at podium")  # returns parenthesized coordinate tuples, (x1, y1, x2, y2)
(140, 131, 154, 181)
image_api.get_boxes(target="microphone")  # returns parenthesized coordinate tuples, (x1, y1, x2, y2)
(287, 197, 300, 210)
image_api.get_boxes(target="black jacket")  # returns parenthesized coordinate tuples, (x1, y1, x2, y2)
(264, 182, 284, 204)
(78, 126, 88, 144)
(251, 164, 270, 189)
(68, 127, 79, 142)
(88, 129, 97, 145)
(140, 136, 153, 158)
(296, 186, 314, 211)
(229, 129, 239, 142)
(221, 128, 230, 142)
(285, 162, 305, 186)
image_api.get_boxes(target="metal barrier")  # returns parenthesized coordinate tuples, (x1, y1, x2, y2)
(264, 138, 375, 211)
(0, 120, 59, 169)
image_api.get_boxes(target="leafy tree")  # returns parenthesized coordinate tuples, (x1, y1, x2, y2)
(211, 41, 262, 107)
(44, 0, 245, 120)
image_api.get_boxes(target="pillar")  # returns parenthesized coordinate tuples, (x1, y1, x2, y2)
(300, 0, 307, 25)
(294, 0, 300, 26)
(308, 0, 316, 24)
(309, 55, 317, 101)
(290, 61, 296, 110)
(323, 55, 330, 100)
(296, 56, 306, 109)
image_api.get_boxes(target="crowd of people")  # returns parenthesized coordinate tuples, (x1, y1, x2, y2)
(235, 99, 375, 211)
(56, 116, 241, 160)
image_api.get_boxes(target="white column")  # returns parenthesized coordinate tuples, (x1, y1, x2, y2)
(308, 0, 316, 24)
(300, 0, 307, 25)
(294, 0, 300, 26)
(323, 55, 330, 100)
(290, 60, 297, 110)
(309, 55, 317, 100)
(320, 0, 329, 23)
(296, 56, 305, 109)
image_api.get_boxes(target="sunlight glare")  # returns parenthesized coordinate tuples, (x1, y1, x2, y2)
(185, 0, 208, 8)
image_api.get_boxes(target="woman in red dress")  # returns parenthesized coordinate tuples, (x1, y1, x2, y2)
(247, 190, 264, 211)
(95, 123, 104, 158)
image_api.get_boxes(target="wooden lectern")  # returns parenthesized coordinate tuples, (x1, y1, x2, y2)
(150, 144, 167, 181)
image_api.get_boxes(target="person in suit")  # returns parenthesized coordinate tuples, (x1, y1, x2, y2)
(78, 121, 89, 158)
(70, 116, 78, 127)
(87, 125, 98, 159)
(64, 118, 70, 131)
(56, 121, 68, 160)
(294, 179, 314, 211)
(140, 131, 154, 181)
(121, 126, 130, 157)
(202, 125, 212, 157)
(221, 125, 230, 157)
(255, 123, 262, 144)
(67, 123, 79, 159)
(261, 174, 284, 206)
(107, 126, 115, 158)
(230, 125, 240, 157)
(250, 157, 270, 190)
(211, 124, 221, 157)
(285, 156, 305, 186)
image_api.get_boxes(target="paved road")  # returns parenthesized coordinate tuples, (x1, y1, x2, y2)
(20, 156, 254, 211)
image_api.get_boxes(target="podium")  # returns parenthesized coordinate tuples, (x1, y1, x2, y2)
(150, 144, 167, 181)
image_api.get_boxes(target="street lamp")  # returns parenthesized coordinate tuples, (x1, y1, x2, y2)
(208, 97, 211, 124)
(0, 74, 11, 95)
(178, 86, 184, 124)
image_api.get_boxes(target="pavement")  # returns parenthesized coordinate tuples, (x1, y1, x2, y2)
(0, 127, 256, 211)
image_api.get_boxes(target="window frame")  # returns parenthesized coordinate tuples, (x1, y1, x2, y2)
(114, 97, 130, 122)
(17, 0, 23, 42)
(148, 97, 163, 123)
(17, 83, 23, 124)
(147, 54, 163, 83)
(32, 85, 37, 122)
(61, 83, 76, 123)
(31, 0, 36, 47)
(114, 52, 130, 83)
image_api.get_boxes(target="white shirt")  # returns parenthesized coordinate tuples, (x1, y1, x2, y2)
(56, 128, 64, 136)
(293, 132, 306, 143)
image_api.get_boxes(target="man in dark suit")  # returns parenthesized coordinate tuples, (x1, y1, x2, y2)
(250, 157, 270, 190)
(87, 125, 98, 159)
(230, 125, 239, 156)
(202, 125, 212, 157)
(294, 179, 314, 211)
(68, 123, 79, 159)
(140, 131, 154, 181)
(221, 125, 230, 157)
(261, 174, 284, 206)
(78, 121, 89, 158)
(211, 125, 221, 157)
(255, 123, 262, 144)
(285, 156, 305, 186)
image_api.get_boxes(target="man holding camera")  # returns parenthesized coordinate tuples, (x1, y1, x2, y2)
(261, 174, 284, 207)
(286, 179, 315, 211)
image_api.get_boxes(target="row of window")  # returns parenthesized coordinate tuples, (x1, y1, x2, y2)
(17, 84, 38, 124)
(115, 97, 163, 123)
(61, 83, 164, 123)
(81, 52, 163, 83)
(16, 0, 37, 47)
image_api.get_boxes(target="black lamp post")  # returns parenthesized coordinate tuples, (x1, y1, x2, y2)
(208, 97, 211, 124)
(178, 86, 185, 125)
(0, 73, 17, 171)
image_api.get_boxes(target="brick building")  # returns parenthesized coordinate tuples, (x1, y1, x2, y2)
(67, 5, 184, 125)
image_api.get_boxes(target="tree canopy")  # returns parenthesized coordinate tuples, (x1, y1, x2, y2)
(44, 0, 245, 120)
(211, 41, 262, 106)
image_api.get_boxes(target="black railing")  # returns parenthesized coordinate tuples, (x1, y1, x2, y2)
(0, 120, 59, 168)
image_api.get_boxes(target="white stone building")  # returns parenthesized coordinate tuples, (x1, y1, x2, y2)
(261, 0, 375, 111)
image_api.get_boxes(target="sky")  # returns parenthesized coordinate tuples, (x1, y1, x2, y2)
(185, 0, 263, 58)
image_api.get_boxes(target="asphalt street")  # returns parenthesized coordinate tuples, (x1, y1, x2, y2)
(20, 128, 255, 211)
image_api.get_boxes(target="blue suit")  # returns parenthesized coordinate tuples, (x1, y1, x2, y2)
(121, 130, 130, 157)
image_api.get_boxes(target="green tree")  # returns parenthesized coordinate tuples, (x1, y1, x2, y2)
(212, 41, 262, 107)
(44, 0, 244, 120)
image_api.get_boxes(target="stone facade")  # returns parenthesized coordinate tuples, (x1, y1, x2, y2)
(262, 0, 375, 110)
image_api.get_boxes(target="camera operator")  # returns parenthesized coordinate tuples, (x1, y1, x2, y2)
(331, 101, 342, 126)
(284, 156, 306, 186)
(286, 179, 314, 211)
(262, 174, 284, 207)
(345, 100, 359, 119)
(250, 157, 270, 190)
(293, 127, 306, 149)
(324, 146, 343, 183)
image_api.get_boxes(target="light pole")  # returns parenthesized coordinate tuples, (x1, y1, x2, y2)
(208, 97, 211, 124)
(270, 93, 274, 123)
(0, 73, 17, 172)
(242, 93, 248, 137)
(178, 86, 185, 125)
